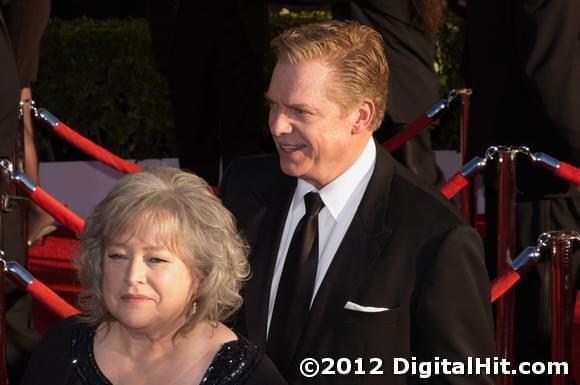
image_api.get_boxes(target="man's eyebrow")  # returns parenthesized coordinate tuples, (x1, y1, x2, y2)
(264, 94, 318, 114)
(289, 103, 317, 114)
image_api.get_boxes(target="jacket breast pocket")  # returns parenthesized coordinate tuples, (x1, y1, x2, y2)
(342, 306, 400, 327)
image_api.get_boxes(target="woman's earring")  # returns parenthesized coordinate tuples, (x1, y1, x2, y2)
(192, 301, 197, 315)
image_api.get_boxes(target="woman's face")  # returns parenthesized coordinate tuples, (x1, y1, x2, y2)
(102, 228, 197, 335)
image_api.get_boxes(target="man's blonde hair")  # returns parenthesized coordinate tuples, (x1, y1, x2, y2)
(271, 20, 389, 132)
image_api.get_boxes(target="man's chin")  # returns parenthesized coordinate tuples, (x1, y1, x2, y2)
(278, 159, 304, 178)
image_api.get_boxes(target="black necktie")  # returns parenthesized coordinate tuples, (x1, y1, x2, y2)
(267, 192, 325, 373)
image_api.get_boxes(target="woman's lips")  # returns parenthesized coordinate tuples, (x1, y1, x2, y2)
(121, 294, 151, 303)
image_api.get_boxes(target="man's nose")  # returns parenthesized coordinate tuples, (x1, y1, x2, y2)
(269, 109, 292, 136)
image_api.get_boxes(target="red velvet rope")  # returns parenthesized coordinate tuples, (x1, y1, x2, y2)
(51, 121, 142, 174)
(554, 161, 580, 186)
(29, 187, 85, 235)
(439, 173, 469, 199)
(383, 114, 431, 152)
(490, 268, 522, 303)
(26, 279, 79, 319)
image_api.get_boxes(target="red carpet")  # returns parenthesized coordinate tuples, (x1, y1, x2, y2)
(27, 227, 80, 334)
(27, 228, 580, 381)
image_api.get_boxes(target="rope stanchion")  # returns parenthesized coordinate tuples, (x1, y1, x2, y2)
(490, 269, 521, 304)
(1, 159, 85, 235)
(28, 186, 84, 234)
(490, 245, 542, 303)
(546, 231, 580, 385)
(495, 147, 517, 385)
(442, 146, 580, 203)
(439, 153, 491, 199)
(35, 108, 142, 175)
(440, 173, 469, 199)
(487, 230, 580, 385)
(3, 258, 79, 320)
(383, 114, 431, 152)
(459, 90, 474, 222)
(553, 161, 580, 186)
(522, 150, 580, 186)
(383, 89, 460, 152)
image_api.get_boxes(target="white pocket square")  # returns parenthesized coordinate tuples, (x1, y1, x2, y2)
(344, 301, 390, 313)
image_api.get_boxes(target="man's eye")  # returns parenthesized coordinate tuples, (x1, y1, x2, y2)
(292, 107, 309, 116)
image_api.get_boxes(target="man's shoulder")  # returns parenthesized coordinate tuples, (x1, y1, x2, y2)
(387, 157, 466, 228)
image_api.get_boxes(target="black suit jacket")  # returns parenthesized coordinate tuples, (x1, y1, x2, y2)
(221, 143, 496, 385)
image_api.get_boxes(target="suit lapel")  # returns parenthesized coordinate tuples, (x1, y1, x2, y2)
(292, 143, 395, 364)
(243, 174, 295, 350)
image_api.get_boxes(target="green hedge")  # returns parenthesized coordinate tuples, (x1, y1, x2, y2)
(35, 10, 465, 160)
(435, 11, 466, 150)
(35, 18, 174, 161)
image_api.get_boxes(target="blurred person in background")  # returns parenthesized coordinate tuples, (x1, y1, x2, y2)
(332, 0, 445, 186)
(147, 0, 270, 186)
(0, 0, 50, 383)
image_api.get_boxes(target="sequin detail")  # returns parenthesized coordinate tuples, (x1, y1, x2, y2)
(70, 324, 263, 385)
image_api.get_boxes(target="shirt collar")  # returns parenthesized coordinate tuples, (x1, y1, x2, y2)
(295, 138, 376, 220)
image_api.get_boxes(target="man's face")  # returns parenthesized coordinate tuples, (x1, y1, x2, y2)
(266, 60, 371, 188)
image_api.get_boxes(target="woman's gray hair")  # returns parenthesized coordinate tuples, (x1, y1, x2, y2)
(74, 166, 249, 337)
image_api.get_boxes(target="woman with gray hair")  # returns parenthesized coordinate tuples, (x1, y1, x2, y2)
(20, 166, 286, 385)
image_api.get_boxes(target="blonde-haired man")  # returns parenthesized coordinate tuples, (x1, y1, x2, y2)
(222, 20, 495, 384)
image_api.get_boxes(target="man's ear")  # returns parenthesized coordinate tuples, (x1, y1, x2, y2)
(352, 99, 375, 134)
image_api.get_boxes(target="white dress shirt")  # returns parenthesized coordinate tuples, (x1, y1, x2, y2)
(267, 138, 377, 335)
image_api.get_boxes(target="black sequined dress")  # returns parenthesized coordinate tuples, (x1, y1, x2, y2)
(20, 317, 263, 385)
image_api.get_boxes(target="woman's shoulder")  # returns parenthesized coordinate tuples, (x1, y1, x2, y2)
(35, 316, 85, 351)
(19, 316, 88, 385)
(200, 327, 263, 385)
(211, 330, 288, 385)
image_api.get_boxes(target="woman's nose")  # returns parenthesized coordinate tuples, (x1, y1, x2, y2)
(124, 258, 146, 285)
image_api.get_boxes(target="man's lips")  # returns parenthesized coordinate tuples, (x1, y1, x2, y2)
(277, 143, 306, 152)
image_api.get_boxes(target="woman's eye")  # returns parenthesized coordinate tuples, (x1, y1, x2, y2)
(148, 257, 168, 264)
(107, 253, 126, 260)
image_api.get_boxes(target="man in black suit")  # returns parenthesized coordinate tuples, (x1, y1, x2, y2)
(221, 20, 496, 384)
